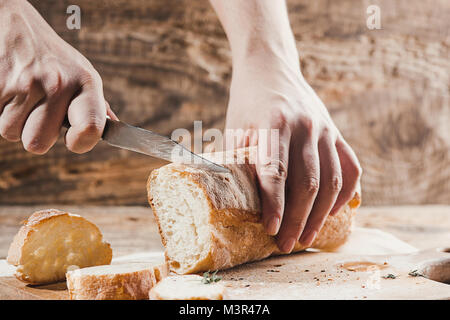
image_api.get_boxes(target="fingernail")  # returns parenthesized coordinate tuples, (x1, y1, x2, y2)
(109, 110, 120, 121)
(281, 237, 297, 253)
(265, 217, 280, 235)
(300, 230, 318, 247)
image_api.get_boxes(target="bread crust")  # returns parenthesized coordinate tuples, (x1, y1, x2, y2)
(147, 147, 361, 274)
(7, 209, 70, 266)
(7, 209, 112, 284)
(66, 263, 169, 300)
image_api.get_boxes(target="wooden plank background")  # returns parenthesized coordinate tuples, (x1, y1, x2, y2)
(0, 0, 448, 206)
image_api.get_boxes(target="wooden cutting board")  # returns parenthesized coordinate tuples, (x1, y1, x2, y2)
(0, 228, 449, 300)
(222, 248, 450, 299)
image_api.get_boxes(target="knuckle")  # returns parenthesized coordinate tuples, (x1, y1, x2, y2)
(326, 175, 343, 193)
(66, 143, 85, 154)
(17, 71, 38, 92)
(355, 164, 363, 179)
(299, 117, 316, 135)
(349, 161, 363, 180)
(45, 72, 66, 97)
(17, 79, 34, 96)
(267, 194, 284, 216)
(79, 121, 103, 138)
(79, 69, 101, 87)
(66, 118, 105, 154)
(301, 175, 320, 194)
(23, 138, 49, 155)
(289, 216, 307, 228)
(0, 122, 20, 141)
(0, 129, 20, 142)
(283, 217, 307, 238)
(259, 159, 288, 183)
(16, 75, 45, 100)
(269, 107, 290, 129)
(320, 126, 335, 139)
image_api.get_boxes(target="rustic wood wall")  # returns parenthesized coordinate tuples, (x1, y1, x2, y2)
(0, 0, 448, 206)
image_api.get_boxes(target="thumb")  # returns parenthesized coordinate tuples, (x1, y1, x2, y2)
(65, 79, 106, 154)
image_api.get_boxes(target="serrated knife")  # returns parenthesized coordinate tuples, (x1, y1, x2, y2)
(63, 118, 230, 174)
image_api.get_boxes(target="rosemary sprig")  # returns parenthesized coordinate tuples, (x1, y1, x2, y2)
(202, 270, 222, 284)
(408, 269, 423, 277)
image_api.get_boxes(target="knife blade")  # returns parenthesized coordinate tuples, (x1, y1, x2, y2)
(63, 118, 230, 173)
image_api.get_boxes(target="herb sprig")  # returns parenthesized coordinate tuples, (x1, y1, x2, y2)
(202, 270, 222, 284)
(408, 269, 423, 277)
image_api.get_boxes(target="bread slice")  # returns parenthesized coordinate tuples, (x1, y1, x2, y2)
(7, 209, 112, 285)
(66, 262, 169, 300)
(149, 275, 225, 300)
(147, 147, 361, 274)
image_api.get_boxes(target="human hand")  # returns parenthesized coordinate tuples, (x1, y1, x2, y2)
(225, 54, 362, 253)
(0, 0, 117, 154)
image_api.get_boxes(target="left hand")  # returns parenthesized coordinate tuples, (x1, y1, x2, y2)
(224, 54, 362, 253)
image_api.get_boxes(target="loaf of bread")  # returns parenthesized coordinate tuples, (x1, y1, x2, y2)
(66, 262, 169, 300)
(7, 209, 112, 284)
(147, 147, 361, 274)
(149, 275, 225, 300)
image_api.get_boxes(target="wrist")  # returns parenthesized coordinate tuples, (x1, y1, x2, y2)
(231, 44, 303, 86)
(234, 46, 300, 74)
(210, 0, 301, 74)
(237, 36, 299, 62)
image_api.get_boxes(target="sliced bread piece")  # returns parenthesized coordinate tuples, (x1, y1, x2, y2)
(66, 262, 169, 300)
(7, 209, 112, 284)
(147, 147, 361, 274)
(149, 275, 225, 300)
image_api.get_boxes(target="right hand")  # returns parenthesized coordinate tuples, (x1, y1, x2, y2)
(0, 0, 117, 154)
